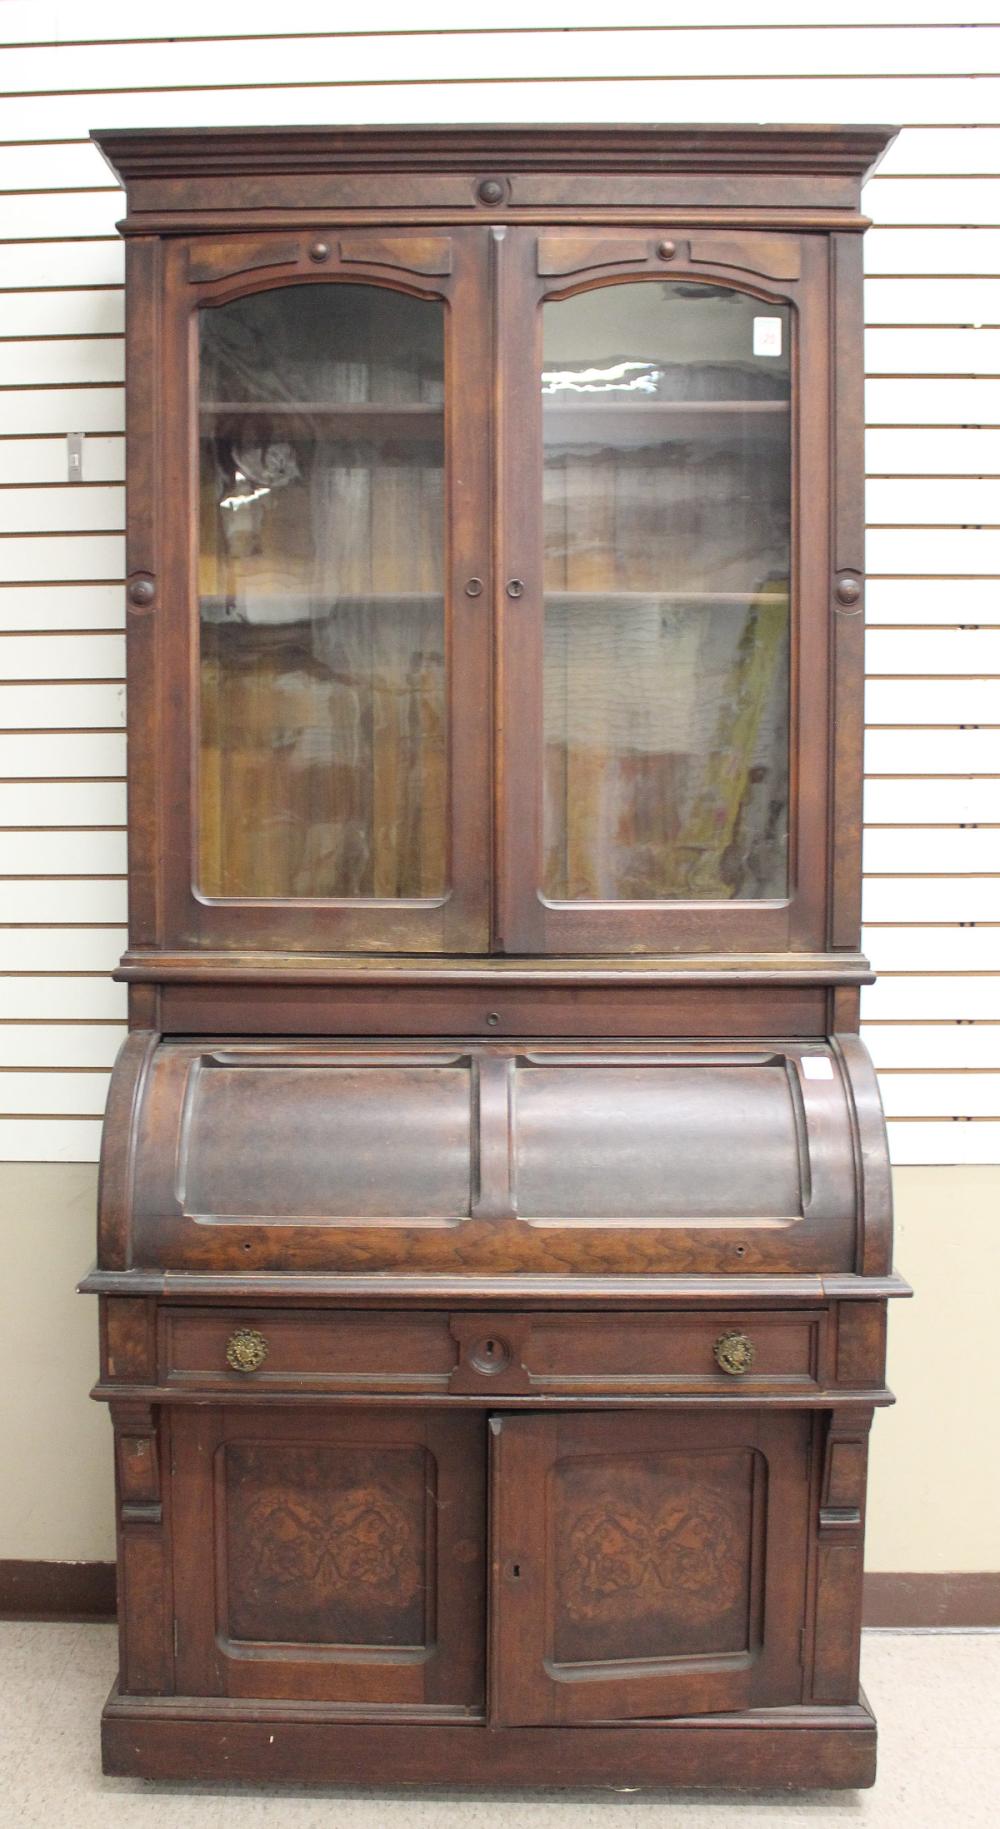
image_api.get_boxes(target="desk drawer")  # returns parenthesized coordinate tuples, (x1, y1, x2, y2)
(163, 1309, 457, 1392)
(162, 1307, 822, 1397)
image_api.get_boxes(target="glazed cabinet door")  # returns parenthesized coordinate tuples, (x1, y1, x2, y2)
(496, 228, 831, 954)
(490, 1410, 810, 1724)
(169, 1407, 485, 1710)
(145, 229, 492, 953)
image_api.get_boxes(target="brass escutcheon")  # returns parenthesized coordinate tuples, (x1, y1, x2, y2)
(714, 1331, 755, 1376)
(226, 1327, 269, 1374)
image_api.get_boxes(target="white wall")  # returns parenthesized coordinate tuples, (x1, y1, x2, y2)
(2, 4, 1000, 1164)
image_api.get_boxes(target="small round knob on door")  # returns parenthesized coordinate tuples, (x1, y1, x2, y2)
(835, 576, 863, 608)
(656, 239, 678, 261)
(308, 239, 332, 263)
(127, 577, 155, 609)
(226, 1327, 269, 1374)
(464, 577, 484, 597)
(506, 579, 525, 599)
(714, 1331, 756, 1376)
(476, 178, 506, 205)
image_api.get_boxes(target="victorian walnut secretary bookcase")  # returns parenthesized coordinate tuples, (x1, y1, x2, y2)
(85, 124, 908, 1791)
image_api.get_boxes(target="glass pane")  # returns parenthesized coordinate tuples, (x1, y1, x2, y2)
(197, 284, 446, 900)
(541, 282, 790, 902)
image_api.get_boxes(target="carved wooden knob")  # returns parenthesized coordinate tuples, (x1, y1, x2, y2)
(226, 1327, 269, 1374)
(657, 239, 678, 260)
(835, 576, 862, 607)
(714, 1331, 755, 1376)
(477, 178, 505, 205)
(308, 239, 331, 263)
(127, 577, 155, 608)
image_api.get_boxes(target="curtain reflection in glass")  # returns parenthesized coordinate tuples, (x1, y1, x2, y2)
(541, 282, 791, 903)
(197, 285, 446, 901)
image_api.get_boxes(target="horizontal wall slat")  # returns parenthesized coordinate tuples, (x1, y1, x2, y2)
(863, 925, 1000, 971)
(863, 829, 1000, 873)
(3, 27, 1000, 93)
(0, 932, 125, 974)
(0, 339, 123, 388)
(0, 244, 123, 290)
(0, 586, 124, 632)
(864, 779, 1000, 822)
(0, 1117, 101, 1161)
(0, 976, 126, 1018)
(866, 379, 1000, 426)
(877, 124, 1000, 176)
(0, 781, 126, 825)
(865, 228, 1000, 275)
(868, 529, 1000, 573)
(0, 880, 127, 922)
(867, 430, 1000, 475)
(0, 683, 125, 728)
(863, 1023, 1000, 1069)
(3, 76, 1000, 142)
(0, 536, 124, 583)
(0, 1071, 110, 1116)
(0, 194, 127, 240)
(864, 278, 1000, 323)
(865, 177, 1000, 226)
(866, 479, 1000, 525)
(885, 1119, 1000, 1164)
(0, 142, 115, 190)
(0, 486, 123, 532)
(865, 579, 1000, 625)
(0, 635, 125, 680)
(0, 291, 123, 339)
(866, 327, 1000, 371)
(0, 388, 123, 436)
(878, 1071, 1000, 1117)
(0, 443, 124, 489)
(863, 877, 1000, 920)
(8, 2, 999, 44)
(866, 630, 1000, 674)
(866, 679, 1000, 722)
(0, 830, 125, 874)
(863, 976, 1000, 1018)
(0, 732, 126, 775)
(0, 1023, 125, 1068)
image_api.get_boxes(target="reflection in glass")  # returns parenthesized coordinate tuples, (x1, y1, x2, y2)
(197, 285, 446, 900)
(541, 283, 791, 902)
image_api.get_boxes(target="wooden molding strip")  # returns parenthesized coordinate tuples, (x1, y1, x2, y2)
(863, 1571, 1000, 1628)
(1, 1560, 996, 1627)
(0, 1558, 116, 1621)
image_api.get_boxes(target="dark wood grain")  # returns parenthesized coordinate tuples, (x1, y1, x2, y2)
(90, 122, 901, 1793)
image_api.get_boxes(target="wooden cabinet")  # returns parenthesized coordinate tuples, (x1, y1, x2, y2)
(86, 124, 907, 1792)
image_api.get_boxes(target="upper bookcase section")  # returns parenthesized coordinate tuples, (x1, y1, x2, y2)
(92, 124, 897, 233)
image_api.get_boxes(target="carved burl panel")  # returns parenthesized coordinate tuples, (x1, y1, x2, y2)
(223, 1442, 429, 1647)
(553, 1449, 756, 1667)
(491, 1410, 810, 1726)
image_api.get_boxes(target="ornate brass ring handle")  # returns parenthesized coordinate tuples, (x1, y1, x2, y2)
(226, 1327, 269, 1374)
(714, 1331, 755, 1376)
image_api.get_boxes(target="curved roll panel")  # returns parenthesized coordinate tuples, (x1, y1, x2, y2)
(100, 1037, 891, 1278)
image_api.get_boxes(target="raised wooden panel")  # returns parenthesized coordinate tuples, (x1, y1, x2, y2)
(689, 235, 802, 281)
(118, 1039, 885, 1275)
(490, 1410, 810, 1726)
(339, 235, 452, 275)
(171, 1408, 485, 1709)
(536, 236, 650, 276)
(187, 237, 299, 283)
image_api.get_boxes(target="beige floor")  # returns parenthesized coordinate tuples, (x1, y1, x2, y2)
(1, 1625, 998, 1827)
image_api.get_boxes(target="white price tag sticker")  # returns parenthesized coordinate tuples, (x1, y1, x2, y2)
(753, 316, 783, 357)
(801, 1056, 834, 1081)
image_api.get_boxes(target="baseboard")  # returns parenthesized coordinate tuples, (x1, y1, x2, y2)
(2, 1561, 997, 1628)
(863, 1572, 1000, 1628)
(0, 1559, 117, 1621)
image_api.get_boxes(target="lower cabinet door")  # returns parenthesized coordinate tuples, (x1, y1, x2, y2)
(170, 1407, 486, 1710)
(490, 1410, 811, 1725)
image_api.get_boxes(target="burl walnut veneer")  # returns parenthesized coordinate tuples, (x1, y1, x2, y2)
(85, 123, 908, 1792)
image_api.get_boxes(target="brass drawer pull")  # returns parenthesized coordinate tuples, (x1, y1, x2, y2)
(226, 1327, 269, 1374)
(714, 1331, 755, 1376)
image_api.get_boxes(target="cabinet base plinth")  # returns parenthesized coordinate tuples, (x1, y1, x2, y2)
(101, 1686, 878, 1790)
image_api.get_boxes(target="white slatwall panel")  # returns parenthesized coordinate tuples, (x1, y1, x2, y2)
(2, 10, 1000, 1162)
